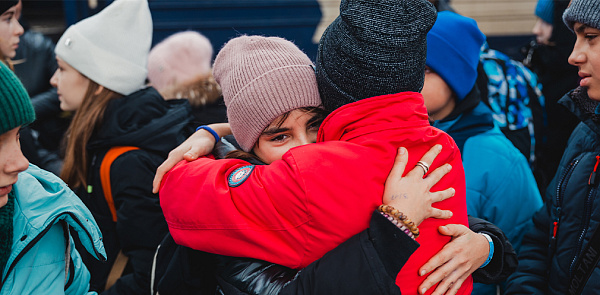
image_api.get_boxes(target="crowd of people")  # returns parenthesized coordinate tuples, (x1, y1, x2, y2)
(1, 0, 599, 294)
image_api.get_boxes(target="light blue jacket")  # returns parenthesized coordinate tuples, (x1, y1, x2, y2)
(0, 164, 106, 294)
(434, 102, 543, 294)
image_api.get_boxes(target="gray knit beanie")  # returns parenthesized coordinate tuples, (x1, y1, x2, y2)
(213, 35, 322, 152)
(316, 0, 437, 112)
(563, 0, 600, 31)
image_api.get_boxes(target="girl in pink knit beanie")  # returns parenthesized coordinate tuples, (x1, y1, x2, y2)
(153, 34, 490, 295)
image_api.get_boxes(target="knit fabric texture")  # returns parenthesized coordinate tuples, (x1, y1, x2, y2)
(0, 0, 18, 15)
(148, 31, 214, 92)
(0, 62, 35, 135)
(55, 0, 153, 95)
(0, 191, 15, 275)
(213, 35, 321, 152)
(535, 0, 554, 25)
(426, 11, 486, 101)
(316, 0, 437, 112)
(563, 0, 600, 31)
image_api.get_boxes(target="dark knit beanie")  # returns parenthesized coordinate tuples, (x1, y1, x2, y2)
(316, 0, 437, 112)
(563, 0, 600, 31)
(0, 191, 15, 275)
(426, 11, 486, 101)
(0, 0, 18, 15)
(535, 0, 554, 25)
(0, 62, 35, 135)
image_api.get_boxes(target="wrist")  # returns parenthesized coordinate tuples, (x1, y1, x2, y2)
(196, 125, 220, 143)
(377, 205, 420, 239)
(478, 232, 494, 268)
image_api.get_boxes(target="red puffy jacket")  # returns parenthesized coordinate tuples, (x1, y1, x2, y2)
(160, 92, 472, 294)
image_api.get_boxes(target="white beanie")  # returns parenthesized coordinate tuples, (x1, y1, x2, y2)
(55, 0, 153, 95)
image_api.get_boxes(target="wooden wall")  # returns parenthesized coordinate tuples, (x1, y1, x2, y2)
(314, 0, 538, 42)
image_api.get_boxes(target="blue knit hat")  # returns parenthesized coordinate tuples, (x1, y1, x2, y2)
(535, 0, 554, 25)
(426, 11, 486, 101)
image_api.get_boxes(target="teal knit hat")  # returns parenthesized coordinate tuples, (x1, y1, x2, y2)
(0, 62, 35, 135)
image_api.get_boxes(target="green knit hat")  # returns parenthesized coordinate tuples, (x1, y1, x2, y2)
(0, 62, 35, 135)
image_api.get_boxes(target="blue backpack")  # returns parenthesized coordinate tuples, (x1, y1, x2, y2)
(477, 43, 546, 169)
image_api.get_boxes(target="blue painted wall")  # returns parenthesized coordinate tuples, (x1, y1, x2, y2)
(63, 0, 322, 60)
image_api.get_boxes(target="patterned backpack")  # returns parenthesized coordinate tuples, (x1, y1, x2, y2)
(477, 42, 546, 170)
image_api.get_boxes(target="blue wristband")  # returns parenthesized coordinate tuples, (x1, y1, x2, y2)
(196, 125, 220, 143)
(479, 233, 494, 268)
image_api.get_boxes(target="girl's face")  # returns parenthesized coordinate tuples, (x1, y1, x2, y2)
(532, 18, 553, 46)
(0, 127, 29, 208)
(50, 56, 90, 111)
(0, 0, 23, 59)
(253, 109, 321, 164)
(421, 67, 455, 121)
(570, 23, 600, 101)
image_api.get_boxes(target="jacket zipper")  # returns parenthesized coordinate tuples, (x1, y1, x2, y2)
(0, 212, 105, 290)
(570, 187, 596, 276)
(552, 156, 582, 252)
(570, 155, 600, 275)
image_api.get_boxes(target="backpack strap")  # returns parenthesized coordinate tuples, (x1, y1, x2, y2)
(99, 146, 139, 290)
(100, 146, 140, 222)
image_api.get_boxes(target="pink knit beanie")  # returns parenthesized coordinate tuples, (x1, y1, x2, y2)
(148, 31, 213, 92)
(213, 35, 322, 152)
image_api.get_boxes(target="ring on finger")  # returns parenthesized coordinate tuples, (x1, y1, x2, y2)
(415, 161, 430, 174)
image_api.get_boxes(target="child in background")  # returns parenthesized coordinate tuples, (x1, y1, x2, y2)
(0, 61, 105, 294)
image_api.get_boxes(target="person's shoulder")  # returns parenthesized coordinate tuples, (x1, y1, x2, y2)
(15, 164, 94, 223)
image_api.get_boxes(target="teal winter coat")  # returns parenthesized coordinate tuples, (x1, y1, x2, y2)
(0, 164, 106, 294)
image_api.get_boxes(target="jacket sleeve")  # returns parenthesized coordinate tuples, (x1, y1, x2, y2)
(160, 154, 312, 269)
(503, 202, 551, 294)
(103, 152, 170, 295)
(467, 216, 518, 284)
(216, 211, 418, 295)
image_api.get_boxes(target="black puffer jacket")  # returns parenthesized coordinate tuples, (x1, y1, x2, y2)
(74, 87, 194, 295)
(505, 87, 600, 294)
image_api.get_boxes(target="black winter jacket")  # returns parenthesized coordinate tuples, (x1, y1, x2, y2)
(74, 87, 194, 294)
(505, 87, 600, 294)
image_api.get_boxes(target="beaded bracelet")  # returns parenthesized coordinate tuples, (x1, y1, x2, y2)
(478, 233, 494, 268)
(378, 205, 420, 239)
(381, 212, 415, 239)
(196, 125, 221, 143)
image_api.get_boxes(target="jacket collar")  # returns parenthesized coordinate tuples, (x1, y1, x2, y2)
(560, 87, 600, 136)
(318, 92, 430, 142)
(10, 165, 106, 262)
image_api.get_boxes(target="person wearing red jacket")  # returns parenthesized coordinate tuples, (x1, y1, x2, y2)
(157, 0, 477, 294)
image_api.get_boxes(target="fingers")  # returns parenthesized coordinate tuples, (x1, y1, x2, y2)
(152, 162, 171, 193)
(428, 208, 453, 220)
(388, 147, 408, 181)
(431, 187, 455, 203)
(183, 144, 204, 161)
(438, 224, 469, 238)
(407, 144, 442, 177)
(152, 150, 188, 193)
(425, 163, 452, 188)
